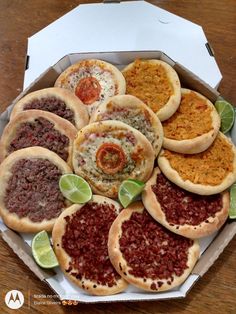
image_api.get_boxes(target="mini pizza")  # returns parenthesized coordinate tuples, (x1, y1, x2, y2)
(162, 89, 220, 154)
(0, 109, 77, 166)
(108, 202, 200, 292)
(72, 121, 155, 198)
(52, 195, 128, 296)
(54, 59, 126, 115)
(10, 87, 89, 130)
(158, 132, 236, 195)
(90, 94, 163, 156)
(0, 147, 72, 233)
(122, 59, 181, 121)
(142, 168, 229, 238)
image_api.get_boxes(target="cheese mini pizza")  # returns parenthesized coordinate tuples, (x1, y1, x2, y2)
(122, 59, 181, 121)
(162, 89, 220, 154)
(158, 132, 236, 195)
(52, 195, 128, 296)
(0, 147, 72, 233)
(72, 121, 155, 198)
(0, 110, 77, 166)
(142, 168, 229, 239)
(90, 95, 163, 156)
(54, 59, 126, 115)
(10, 87, 89, 130)
(108, 202, 200, 292)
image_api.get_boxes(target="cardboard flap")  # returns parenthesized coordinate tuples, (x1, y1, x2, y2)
(103, 0, 120, 3)
(174, 62, 220, 102)
(1, 229, 54, 281)
(192, 222, 236, 277)
(24, 1, 222, 89)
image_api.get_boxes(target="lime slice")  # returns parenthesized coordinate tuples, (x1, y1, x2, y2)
(118, 179, 145, 208)
(215, 99, 235, 134)
(32, 231, 59, 268)
(59, 174, 92, 204)
(229, 183, 236, 219)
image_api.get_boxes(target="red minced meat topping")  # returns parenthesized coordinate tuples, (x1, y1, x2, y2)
(152, 173, 223, 226)
(8, 117, 69, 161)
(62, 202, 121, 287)
(4, 159, 66, 222)
(24, 97, 75, 125)
(119, 210, 193, 285)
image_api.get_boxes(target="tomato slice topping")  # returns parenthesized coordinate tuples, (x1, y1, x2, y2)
(96, 143, 126, 175)
(75, 77, 101, 105)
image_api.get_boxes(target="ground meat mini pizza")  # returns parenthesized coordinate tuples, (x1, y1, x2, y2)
(162, 89, 220, 154)
(72, 121, 155, 198)
(0, 109, 77, 166)
(90, 94, 163, 156)
(52, 195, 128, 296)
(158, 132, 236, 195)
(54, 59, 126, 115)
(108, 202, 200, 292)
(0, 147, 72, 233)
(142, 168, 229, 238)
(122, 59, 181, 121)
(10, 87, 89, 130)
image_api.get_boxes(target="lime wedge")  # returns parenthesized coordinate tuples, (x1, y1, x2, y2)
(215, 99, 235, 134)
(118, 179, 145, 208)
(32, 231, 59, 268)
(229, 183, 236, 219)
(59, 174, 92, 204)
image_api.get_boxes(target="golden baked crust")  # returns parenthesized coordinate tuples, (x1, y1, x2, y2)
(108, 202, 200, 292)
(142, 168, 229, 238)
(52, 195, 128, 296)
(90, 94, 163, 157)
(162, 89, 220, 154)
(73, 120, 155, 198)
(54, 59, 126, 115)
(158, 132, 236, 195)
(0, 147, 72, 233)
(0, 109, 77, 167)
(10, 87, 89, 130)
(122, 59, 181, 121)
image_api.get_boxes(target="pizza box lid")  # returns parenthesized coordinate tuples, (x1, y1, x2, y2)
(24, 0, 222, 89)
(0, 50, 235, 303)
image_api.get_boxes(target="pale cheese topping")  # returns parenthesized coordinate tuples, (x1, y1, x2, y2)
(59, 64, 116, 105)
(97, 103, 156, 147)
(76, 131, 145, 184)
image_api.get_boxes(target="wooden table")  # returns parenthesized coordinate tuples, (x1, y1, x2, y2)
(0, 1, 235, 313)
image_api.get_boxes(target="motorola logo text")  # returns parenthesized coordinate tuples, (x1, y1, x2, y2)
(5, 290, 24, 309)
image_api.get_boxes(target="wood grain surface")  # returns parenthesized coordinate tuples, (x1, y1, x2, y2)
(0, 0, 235, 313)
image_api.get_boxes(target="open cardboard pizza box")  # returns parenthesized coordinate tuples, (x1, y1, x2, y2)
(0, 50, 236, 303)
(24, 0, 222, 89)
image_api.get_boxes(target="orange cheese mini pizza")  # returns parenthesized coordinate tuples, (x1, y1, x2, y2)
(108, 202, 200, 292)
(52, 195, 128, 296)
(0, 147, 72, 233)
(158, 132, 236, 195)
(142, 168, 229, 239)
(90, 94, 163, 156)
(122, 59, 181, 121)
(72, 121, 155, 198)
(162, 89, 220, 154)
(10, 87, 89, 130)
(54, 59, 126, 115)
(0, 110, 77, 167)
